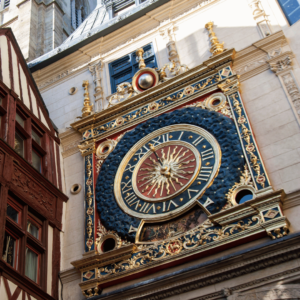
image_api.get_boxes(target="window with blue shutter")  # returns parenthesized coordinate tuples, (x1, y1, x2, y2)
(109, 43, 157, 94)
(278, 0, 300, 25)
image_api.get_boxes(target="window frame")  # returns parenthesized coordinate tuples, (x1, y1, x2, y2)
(2, 229, 20, 270)
(109, 43, 157, 94)
(277, 0, 300, 25)
(27, 214, 43, 241)
(14, 106, 46, 174)
(2, 194, 47, 287)
(0, 91, 7, 139)
(25, 245, 41, 284)
(7, 199, 23, 226)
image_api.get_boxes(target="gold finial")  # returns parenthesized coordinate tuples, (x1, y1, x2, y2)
(205, 22, 225, 56)
(148, 143, 155, 152)
(136, 48, 146, 69)
(82, 80, 93, 117)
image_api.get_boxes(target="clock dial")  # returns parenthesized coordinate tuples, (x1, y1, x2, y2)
(133, 142, 200, 202)
(114, 124, 221, 221)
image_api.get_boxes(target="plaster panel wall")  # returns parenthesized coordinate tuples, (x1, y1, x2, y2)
(41, 69, 94, 130)
(241, 70, 300, 194)
(61, 152, 85, 268)
(175, 0, 260, 69)
(63, 278, 82, 300)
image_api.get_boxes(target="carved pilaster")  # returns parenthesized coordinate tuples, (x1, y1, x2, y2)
(159, 23, 180, 63)
(88, 60, 104, 112)
(268, 53, 300, 123)
(247, 0, 272, 38)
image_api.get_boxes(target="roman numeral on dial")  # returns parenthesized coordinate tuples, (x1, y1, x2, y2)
(197, 166, 213, 181)
(192, 136, 204, 146)
(201, 148, 214, 161)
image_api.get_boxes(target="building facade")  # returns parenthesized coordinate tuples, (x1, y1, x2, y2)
(0, 28, 68, 300)
(2, 0, 300, 299)
(0, 0, 97, 61)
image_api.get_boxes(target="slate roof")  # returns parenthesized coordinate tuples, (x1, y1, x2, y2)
(28, 0, 170, 72)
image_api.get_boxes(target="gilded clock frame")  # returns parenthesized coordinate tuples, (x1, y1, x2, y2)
(114, 124, 222, 221)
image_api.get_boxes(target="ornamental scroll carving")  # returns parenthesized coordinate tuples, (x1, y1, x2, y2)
(269, 54, 300, 120)
(11, 167, 55, 215)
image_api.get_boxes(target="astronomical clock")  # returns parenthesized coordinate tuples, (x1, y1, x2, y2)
(70, 47, 290, 297)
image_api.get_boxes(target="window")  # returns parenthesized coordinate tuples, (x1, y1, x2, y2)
(32, 129, 41, 145)
(25, 247, 39, 283)
(15, 113, 25, 127)
(27, 215, 42, 240)
(0, 0, 10, 10)
(0, 94, 6, 138)
(14, 107, 46, 174)
(7, 204, 19, 223)
(278, 0, 300, 25)
(14, 132, 25, 157)
(2, 232, 18, 268)
(32, 150, 42, 172)
(2, 196, 46, 285)
(114, 0, 135, 16)
(109, 43, 157, 93)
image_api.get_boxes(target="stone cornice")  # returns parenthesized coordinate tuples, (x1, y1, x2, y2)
(0, 16, 18, 28)
(31, 0, 221, 88)
(89, 233, 300, 300)
(71, 48, 235, 133)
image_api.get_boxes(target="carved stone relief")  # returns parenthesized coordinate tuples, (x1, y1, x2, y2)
(247, 0, 272, 38)
(88, 59, 104, 112)
(228, 284, 300, 300)
(269, 54, 300, 121)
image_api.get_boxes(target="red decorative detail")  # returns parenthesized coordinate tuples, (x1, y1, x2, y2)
(167, 241, 181, 254)
(87, 207, 94, 215)
(246, 144, 255, 152)
(86, 239, 93, 248)
(136, 144, 197, 200)
(238, 116, 246, 124)
(256, 174, 266, 185)
(135, 71, 157, 92)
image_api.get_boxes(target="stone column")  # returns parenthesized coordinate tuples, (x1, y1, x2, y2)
(268, 54, 300, 125)
(88, 60, 104, 112)
(159, 23, 180, 64)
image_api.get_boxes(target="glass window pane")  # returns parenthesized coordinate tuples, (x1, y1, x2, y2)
(31, 130, 41, 145)
(15, 113, 24, 127)
(27, 220, 39, 239)
(2, 232, 16, 268)
(15, 132, 24, 157)
(25, 248, 38, 282)
(32, 151, 42, 172)
(7, 205, 18, 223)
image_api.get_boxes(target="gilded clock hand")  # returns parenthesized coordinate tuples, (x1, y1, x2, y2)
(148, 143, 163, 166)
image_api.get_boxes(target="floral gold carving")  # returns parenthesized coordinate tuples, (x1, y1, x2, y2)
(231, 94, 266, 188)
(82, 81, 93, 117)
(95, 133, 124, 174)
(225, 165, 254, 208)
(85, 156, 94, 251)
(205, 22, 225, 56)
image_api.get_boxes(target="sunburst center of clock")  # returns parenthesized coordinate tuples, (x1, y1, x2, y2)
(132, 142, 200, 202)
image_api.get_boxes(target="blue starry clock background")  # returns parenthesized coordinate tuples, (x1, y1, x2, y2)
(96, 107, 245, 242)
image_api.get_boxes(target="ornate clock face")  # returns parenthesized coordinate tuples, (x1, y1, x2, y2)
(114, 124, 221, 221)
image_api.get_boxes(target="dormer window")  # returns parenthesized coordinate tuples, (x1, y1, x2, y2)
(109, 43, 157, 93)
